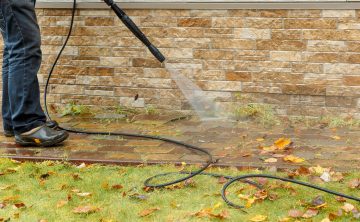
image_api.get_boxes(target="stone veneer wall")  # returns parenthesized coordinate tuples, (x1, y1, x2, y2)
(1, 8, 360, 118)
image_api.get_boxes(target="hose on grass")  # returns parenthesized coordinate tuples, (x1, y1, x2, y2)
(43, 0, 360, 209)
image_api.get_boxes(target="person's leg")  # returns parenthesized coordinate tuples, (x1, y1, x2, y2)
(1, 0, 46, 134)
(0, 10, 13, 135)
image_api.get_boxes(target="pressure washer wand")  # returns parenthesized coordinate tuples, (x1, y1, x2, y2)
(103, 0, 166, 63)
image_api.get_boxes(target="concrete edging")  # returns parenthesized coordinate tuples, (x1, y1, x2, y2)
(36, 2, 360, 10)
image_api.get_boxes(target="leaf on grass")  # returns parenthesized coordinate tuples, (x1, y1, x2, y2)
(348, 178, 360, 189)
(56, 200, 68, 208)
(278, 217, 291, 222)
(309, 165, 329, 175)
(302, 209, 319, 218)
(331, 172, 344, 182)
(288, 209, 303, 218)
(38, 219, 48, 222)
(311, 196, 326, 209)
(283, 155, 305, 163)
(0, 203, 6, 209)
(0, 185, 15, 190)
(76, 163, 86, 169)
(264, 158, 278, 163)
(111, 184, 123, 190)
(335, 196, 346, 202)
(250, 215, 267, 222)
(13, 202, 25, 209)
(320, 218, 331, 222)
(73, 205, 100, 214)
(76, 192, 92, 197)
(274, 138, 292, 149)
(129, 193, 148, 201)
(297, 166, 311, 175)
(320, 172, 331, 182)
(254, 190, 268, 200)
(218, 176, 227, 184)
(341, 203, 355, 213)
(138, 208, 160, 217)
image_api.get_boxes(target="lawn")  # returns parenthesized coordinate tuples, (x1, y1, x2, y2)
(0, 158, 359, 222)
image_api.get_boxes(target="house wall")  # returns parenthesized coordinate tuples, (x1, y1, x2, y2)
(1, 3, 360, 117)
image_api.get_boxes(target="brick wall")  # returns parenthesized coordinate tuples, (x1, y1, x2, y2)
(2, 8, 360, 118)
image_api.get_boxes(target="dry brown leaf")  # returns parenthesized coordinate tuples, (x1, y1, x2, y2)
(348, 178, 360, 189)
(13, 202, 25, 209)
(111, 184, 123, 190)
(56, 200, 68, 208)
(249, 215, 267, 222)
(288, 209, 303, 218)
(302, 209, 319, 218)
(274, 138, 292, 149)
(73, 205, 100, 214)
(138, 207, 160, 217)
(341, 203, 355, 213)
(264, 158, 278, 163)
(283, 155, 305, 163)
(311, 196, 327, 209)
(218, 176, 227, 184)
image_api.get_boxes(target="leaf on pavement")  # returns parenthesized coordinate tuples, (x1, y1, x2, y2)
(274, 138, 292, 149)
(264, 158, 278, 163)
(139, 207, 160, 217)
(283, 155, 305, 163)
(72, 205, 100, 214)
(331, 135, 341, 140)
(249, 215, 267, 222)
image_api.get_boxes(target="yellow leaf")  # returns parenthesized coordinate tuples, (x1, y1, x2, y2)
(264, 158, 278, 163)
(320, 218, 331, 222)
(262, 146, 277, 151)
(283, 155, 305, 163)
(274, 138, 291, 149)
(279, 217, 291, 222)
(250, 215, 267, 222)
(245, 197, 256, 208)
(212, 202, 222, 211)
(138, 208, 160, 217)
(331, 136, 341, 140)
(256, 138, 265, 142)
(56, 200, 68, 208)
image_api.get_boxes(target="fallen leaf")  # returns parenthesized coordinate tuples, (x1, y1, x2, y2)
(320, 172, 331, 182)
(0, 203, 6, 209)
(56, 200, 68, 208)
(264, 158, 278, 163)
(278, 217, 291, 222)
(342, 203, 355, 213)
(274, 138, 292, 149)
(256, 138, 265, 142)
(13, 202, 25, 209)
(348, 178, 360, 189)
(331, 135, 341, 140)
(0, 185, 15, 190)
(254, 190, 268, 200)
(72, 205, 100, 214)
(320, 218, 331, 222)
(288, 209, 303, 218)
(218, 176, 227, 184)
(76, 192, 92, 197)
(331, 172, 344, 182)
(77, 163, 86, 169)
(39, 219, 48, 222)
(309, 165, 329, 175)
(250, 215, 267, 222)
(335, 196, 346, 202)
(311, 196, 326, 209)
(138, 208, 160, 217)
(111, 184, 123, 190)
(283, 155, 305, 163)
(297, 166, 311, 175)
(302, 209, 319, 218)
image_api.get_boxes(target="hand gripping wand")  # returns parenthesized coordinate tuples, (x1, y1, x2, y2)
(103, 0, 166, 63)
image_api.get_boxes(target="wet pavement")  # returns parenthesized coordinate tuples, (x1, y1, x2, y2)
(0, 114, 359, 171)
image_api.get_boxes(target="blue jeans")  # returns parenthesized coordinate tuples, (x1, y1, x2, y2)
(0, 0, 46, 134)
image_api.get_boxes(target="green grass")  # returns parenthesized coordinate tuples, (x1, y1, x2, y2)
(61, 102, 91, 117)
(233, 103, 280, 126)
(0, 159, 359, 222)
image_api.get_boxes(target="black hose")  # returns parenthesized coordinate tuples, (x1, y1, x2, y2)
(44, 0, 360, 209)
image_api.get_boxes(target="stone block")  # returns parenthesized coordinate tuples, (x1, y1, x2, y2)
(270, 51, 302, 61)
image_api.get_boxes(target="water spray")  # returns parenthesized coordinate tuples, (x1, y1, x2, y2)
(44, 0, 360, 209)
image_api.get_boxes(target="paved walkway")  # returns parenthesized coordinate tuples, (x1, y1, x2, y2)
(0, 114, 359, 171)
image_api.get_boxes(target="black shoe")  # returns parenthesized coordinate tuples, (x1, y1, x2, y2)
(4, 130, 14, 137)
(3, 121, 59, 138)
(15, 125, 69, 147)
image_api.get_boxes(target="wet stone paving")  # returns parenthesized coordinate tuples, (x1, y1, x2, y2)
(0, 114, 359, 171)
